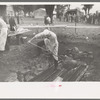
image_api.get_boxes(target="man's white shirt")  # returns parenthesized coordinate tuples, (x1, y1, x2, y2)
(32, 29, 59, 61)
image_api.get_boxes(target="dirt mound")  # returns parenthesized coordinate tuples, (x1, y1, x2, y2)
(6, 53, 52, 82)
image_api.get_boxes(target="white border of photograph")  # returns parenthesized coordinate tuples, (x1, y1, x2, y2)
(0, 2, 100, 99)
(0, 82, 100, 98)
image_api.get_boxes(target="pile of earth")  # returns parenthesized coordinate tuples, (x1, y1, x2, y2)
(5, 46, 94, 82)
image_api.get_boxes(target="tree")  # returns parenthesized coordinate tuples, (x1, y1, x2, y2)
(56, 5, 70, 13)
(13, 5, 24, 12)
(82, 4, 94, 15)
(13, 5, 24, 24)
(55, 5, 70, 18)
(23, 5, 33, 14)
(23, 5, 45, 16)
(82, 6, 87, 15)
(44, 5, 55, 24)
(0, 5, 7, 22)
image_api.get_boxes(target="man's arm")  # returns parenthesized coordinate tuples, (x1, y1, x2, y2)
(32, 31, 51, 40)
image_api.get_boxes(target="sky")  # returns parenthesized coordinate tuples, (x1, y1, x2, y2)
(6, 3, 100, 14)
(70, 3, 100, 13)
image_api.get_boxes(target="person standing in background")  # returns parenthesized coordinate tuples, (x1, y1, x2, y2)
(16, 12, 20, 24)
(9, 15, 17, 31)
(44, 15, 51, 25)
(0, 16, 8, 52)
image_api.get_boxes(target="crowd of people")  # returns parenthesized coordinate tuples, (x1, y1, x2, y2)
(64, 13, 78, 23)
(57, 11, 100, 25)
(81, 13, 100, 25)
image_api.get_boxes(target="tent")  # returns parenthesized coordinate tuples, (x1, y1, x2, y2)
(33, 8, 46, 18)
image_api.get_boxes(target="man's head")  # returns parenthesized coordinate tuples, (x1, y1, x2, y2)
(42, 29, 51, 38)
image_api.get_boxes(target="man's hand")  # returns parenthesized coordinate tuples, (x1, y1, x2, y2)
(28, 40, 31, 43)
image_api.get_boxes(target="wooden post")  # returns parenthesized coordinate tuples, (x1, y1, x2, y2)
(75, 14, 77, 35)
(75, 19, 76, 34)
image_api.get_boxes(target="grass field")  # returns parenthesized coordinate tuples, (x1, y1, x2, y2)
(1, 17, 100, 82)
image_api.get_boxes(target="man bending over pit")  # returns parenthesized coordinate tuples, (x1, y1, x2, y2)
(29, 28, 59, 70)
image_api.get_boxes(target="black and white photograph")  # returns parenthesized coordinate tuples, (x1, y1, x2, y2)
(0, 3, 100, 82)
